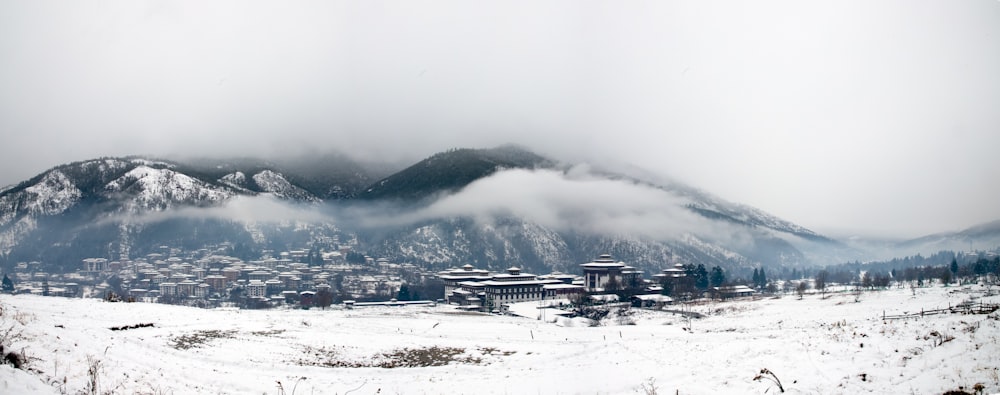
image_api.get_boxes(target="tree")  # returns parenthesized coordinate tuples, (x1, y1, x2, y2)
(940, 267, 952, 285)
(315, 287, 333, 309)
(693, 264, 709, 290)
(752, 269, 760, 288)
(1, 274, 14, 293)
(758, 268, 768, 289)
(397, 284, 412, 301)
(815, 270, 829, 298)
(659, 280, 673, 297)
(106, 275, 124, 298)
(709, 266, 725, 288)
(345, 251, 366, 264)
(568, 292, 591, 309)
(307, 246, 325, 266)
(795, 281, 808, 299)
(950, 258, 959, 283)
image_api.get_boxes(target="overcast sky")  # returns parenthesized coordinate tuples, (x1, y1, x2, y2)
(1, 1, 999, 238)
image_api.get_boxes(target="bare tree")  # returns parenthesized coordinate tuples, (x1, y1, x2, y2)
(815, 270, 829, 298)
(315, 287, 333, 310)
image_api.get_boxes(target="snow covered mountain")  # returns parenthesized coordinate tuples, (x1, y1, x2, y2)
(0, 147, 868, 275)
(0, 156, 377, 268)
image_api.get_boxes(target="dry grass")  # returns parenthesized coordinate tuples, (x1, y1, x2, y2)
(168, 329, 237, 350)
(295, 345, 515, 368)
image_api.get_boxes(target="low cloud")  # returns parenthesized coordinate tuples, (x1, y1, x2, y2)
(91, 166, 763, 249)
(360, 165, 749, 245)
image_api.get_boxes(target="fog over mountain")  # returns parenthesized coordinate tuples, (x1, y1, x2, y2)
(2, 1, 999, 238)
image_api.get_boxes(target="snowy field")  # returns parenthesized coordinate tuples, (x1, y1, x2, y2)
(3, 285, 999, 394)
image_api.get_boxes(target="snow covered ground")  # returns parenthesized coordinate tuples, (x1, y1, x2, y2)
(2, 284, 999, 394)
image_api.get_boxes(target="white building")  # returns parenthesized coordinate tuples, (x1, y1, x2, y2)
(246, 280, 267, 298)
(438, 264, 491, 299)
(479, 267, 548, 312)
(580, 254, 643, 293)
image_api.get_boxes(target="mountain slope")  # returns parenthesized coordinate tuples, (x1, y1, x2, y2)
(359, 146, 553, 202)
(0, 146, 863, 276)
(894, 220, 1000, 255)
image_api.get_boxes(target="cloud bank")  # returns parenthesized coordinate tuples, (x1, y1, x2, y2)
(358, 166, 752, 246)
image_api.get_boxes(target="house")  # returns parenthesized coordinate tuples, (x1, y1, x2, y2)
(630, 294, 673, 309)
(712, 285, 755, 300)
(300, 290, 316, 307)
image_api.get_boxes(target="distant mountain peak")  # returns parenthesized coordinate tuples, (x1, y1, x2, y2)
(359, 145, 554, 202)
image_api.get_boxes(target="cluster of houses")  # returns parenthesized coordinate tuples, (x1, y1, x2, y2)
(5, 247, 760, 311)
(4, 244, 432, 308)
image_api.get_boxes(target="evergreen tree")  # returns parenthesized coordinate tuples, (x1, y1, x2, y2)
(397, 284, 412, 301)
(752, 269, 760, 287)
(659, 281, 673, 297)
(758, 268, 768, 289)
(346, 251, 366, 264)
(950, 258, 959, 282)
(2, 274, 14, 293)
(694, 264, 709, 290)
(709, 266, 725, 288)
(312, 248, 325, 266)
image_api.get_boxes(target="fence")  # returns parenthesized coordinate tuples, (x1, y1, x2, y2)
(882, 301, 999, 320)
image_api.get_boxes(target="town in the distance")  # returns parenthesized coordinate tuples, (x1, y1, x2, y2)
(4, 236, 999, 317)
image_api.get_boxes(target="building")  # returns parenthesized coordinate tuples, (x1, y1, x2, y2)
(246, 280, 267, 298)
(159, 282, 177, 297)
(439, 264, 491, 299)
(480, 267, 547, 312)
(176, 280, 198, 297)
(442, 266, 577, 312)
(631, 294, 674, 308)
(653, 262, 687, 283)
(712, 285, 755, 300)
(542, 283, 586, 299)
(580, 254, 643, 293)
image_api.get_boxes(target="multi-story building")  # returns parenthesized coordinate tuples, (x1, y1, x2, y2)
(444, 266, 584, 312)
(480, 267, 547, 312)
(246, 280, 267, 298)
(580, 254, 642, 293)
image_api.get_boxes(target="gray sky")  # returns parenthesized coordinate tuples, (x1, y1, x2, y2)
(1, 1, 999, 238)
